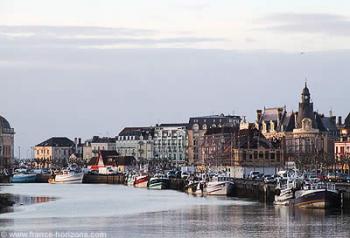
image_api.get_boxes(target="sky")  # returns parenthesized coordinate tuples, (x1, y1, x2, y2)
(1, 0, 350, 157)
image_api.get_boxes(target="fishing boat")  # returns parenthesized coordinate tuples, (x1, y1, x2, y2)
(194, 176, 235, 196)
(11, 169, 37, 183)
(126, 174, 136, 186)
(49, 164, 84, 184)
(293, 182, 341, 209)
(274, 178, 296, 206)
(148, 174, 169, 190)
(134, 175, 149, 188)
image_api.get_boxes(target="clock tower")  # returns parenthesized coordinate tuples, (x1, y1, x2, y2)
(296, 82, 316, 129)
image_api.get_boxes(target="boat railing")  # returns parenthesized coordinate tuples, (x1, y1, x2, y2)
(306, 182, 336, 191)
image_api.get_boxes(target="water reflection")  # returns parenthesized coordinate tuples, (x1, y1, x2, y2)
(1, 185, 350, 238)
(0, 193, 55, 214)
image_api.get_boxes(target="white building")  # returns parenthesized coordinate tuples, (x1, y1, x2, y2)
(153, 123, 188, 164)
(116, 127, 154, 160)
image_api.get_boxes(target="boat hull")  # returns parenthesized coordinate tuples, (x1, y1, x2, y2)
(11, 174, 37, 183)
(195, 182, 234, 196)
(148, 178, 169, 190)
(51, 173, 84, 184)
(293, 189, 341, 209)
(134, 176, 149, 188)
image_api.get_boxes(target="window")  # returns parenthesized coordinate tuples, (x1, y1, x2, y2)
(265, 151, 269, 160)
(259, 151, 264, 159)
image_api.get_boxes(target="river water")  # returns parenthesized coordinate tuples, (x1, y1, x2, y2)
(0, 184, 349, 238)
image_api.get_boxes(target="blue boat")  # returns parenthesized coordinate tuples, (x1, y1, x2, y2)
(11, 170, 37, 183)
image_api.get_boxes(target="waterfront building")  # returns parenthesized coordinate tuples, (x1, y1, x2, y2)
(153, 123, 188, 165)
(116, 127, 154, 161)
(90, 136, 116, 158)
(34, 137, 75, 168)
(82, 139, 93, 162)
(284, 84, 337, 167)
(335, 113, 350, 172)
(188, 114, 241, 166)
(0, 115, 15, 172)
(198, 127, 237, 171)
(229, 127, 284, 178)
(87, 150, 136, 173)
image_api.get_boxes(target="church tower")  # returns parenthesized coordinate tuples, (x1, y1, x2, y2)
(296, 82, 316, 129)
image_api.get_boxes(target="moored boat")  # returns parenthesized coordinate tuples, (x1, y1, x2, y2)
(49, 164, 84, 184)
(293, 183, 341, 209)
(274, 179, 296, 206)
(148, 174, 169, 190)
(11, 169, 37, 183)
(193, 176, 235, 196)
(126, 174, 136, 186)
(134, 175, 149, 188)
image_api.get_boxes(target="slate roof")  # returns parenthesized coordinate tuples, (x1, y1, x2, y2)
(237, 128, 279, 149)
(91, 136, 116, 143)
(118, 127, 154, 137)
(345, 113, 350, 129)
(36, 137, 75, 147)
(188, 114, 241, 128)
(158, 123, 188, 128)
(0, 116, 11, 129)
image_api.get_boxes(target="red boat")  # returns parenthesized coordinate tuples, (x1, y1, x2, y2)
(134, 175, 149, 188)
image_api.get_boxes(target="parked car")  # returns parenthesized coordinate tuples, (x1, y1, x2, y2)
(166, 170, 177, 178)
(263, 175, 275, 184)
(337, 173, 350, 183)
(181, 172, 190, 179)
(306, 173, 321, 183)
(249, 171, 262, 180)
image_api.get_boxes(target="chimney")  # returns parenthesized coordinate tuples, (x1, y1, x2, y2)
(78, 138, 82, 145)
(257, 110, 262, 122)
(278, 107, 283, 121)
(74, 138, 78, 153)
(338, 116, 342, 126)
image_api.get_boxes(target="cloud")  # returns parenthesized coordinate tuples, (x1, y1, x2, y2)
(257, 13, 350, 36)
(0, 25, 226, 49)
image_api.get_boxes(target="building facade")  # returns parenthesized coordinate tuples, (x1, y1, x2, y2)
(90, 136, 116, 158)
(0, 115, 15, 172)
(188, 114, 241, 166)
(335, 113, 350, 172)
(284, 84, 337, 168)
(116, 127, 154, 161)
(229, 127, 284, 178)
(153, 123, 188, 165)
(34, 137, 75, 168)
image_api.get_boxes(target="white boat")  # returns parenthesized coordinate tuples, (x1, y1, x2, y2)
(49, 165, 84, 184)
(274, 178, 296, 206)
(194, 176, 235, 196)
